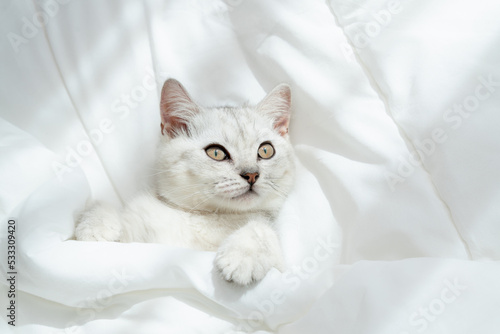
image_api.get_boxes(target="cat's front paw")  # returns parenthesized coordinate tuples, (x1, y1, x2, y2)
(214, 222, 284, 285)
(75, 202, 121, 242)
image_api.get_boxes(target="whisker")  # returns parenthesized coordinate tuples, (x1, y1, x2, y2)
(188, 194, 215, 213)
(147, 170, 171, 177)
(169, 189, 210, 202)
(267, 181, 288, 199)
(157, 182, 212, 197)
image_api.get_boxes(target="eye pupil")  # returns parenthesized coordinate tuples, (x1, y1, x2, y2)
(258, 143, 274, 159)
(206, 145, 228, 161)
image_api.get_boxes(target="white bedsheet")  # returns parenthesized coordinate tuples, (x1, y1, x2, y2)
(1, 0, 500, 333)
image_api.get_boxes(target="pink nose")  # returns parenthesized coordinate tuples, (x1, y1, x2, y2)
(241, 172, 259, 185)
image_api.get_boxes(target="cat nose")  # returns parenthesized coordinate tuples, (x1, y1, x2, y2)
(241, 172, 259, 185)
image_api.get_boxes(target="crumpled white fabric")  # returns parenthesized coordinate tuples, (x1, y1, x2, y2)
(1, 0, 499, 333)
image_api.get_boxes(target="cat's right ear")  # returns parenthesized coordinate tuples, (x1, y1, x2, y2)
(257, 83, 292, 136)
(160, 79, 199, 137)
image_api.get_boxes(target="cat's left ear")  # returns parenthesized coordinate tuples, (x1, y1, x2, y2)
(257, 83, 291, 136)
(160, 79, 199, 137)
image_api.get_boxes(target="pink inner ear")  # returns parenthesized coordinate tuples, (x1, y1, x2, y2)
(160, 122, 178, 136)
(160, 79, 197, 137)
(275, 116, 289, 136)
(257, 83, 292, 137)
(160, 108, 188, 137)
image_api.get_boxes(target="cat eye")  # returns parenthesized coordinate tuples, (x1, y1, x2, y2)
(205, 145, 229, 161)
(258, 143, 275, 159)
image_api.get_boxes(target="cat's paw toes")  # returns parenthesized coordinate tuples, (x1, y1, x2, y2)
(215, 221, 285, 285)
(215, 249, 269, 285)
(215, 244, 284, 285)
(75, 203, 121, 242)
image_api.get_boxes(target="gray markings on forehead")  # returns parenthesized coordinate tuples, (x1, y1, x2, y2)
(219, 107, 252, 143)
(193, 106, 268, 148)
(232, 108, 246, 138)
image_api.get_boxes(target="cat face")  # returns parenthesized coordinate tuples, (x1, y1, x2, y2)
(155, 79, 295, 213)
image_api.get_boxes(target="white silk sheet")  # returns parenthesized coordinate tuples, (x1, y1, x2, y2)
(1, 0, 500, 333)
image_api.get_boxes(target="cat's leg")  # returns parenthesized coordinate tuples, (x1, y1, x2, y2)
(215, 219, 285, 285)
(75, 202, 122, 242)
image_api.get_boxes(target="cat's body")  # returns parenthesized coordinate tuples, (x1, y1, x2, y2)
(75, 79, 295, 285)
(80, 194, 278, 251)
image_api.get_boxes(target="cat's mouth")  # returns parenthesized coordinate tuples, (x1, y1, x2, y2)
(230, 188, 258, 201)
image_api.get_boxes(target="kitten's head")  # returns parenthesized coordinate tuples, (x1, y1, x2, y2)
(155, 79, 295, 213)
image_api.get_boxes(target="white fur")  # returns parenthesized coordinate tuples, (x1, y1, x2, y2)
(75, 80, 295, 285)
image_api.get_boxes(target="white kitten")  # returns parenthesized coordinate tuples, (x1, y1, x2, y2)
(75, 79, 296, 285)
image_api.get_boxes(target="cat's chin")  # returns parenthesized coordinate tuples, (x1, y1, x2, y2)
(229, 189, 258, 201)
(212, 190, 265, 212)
